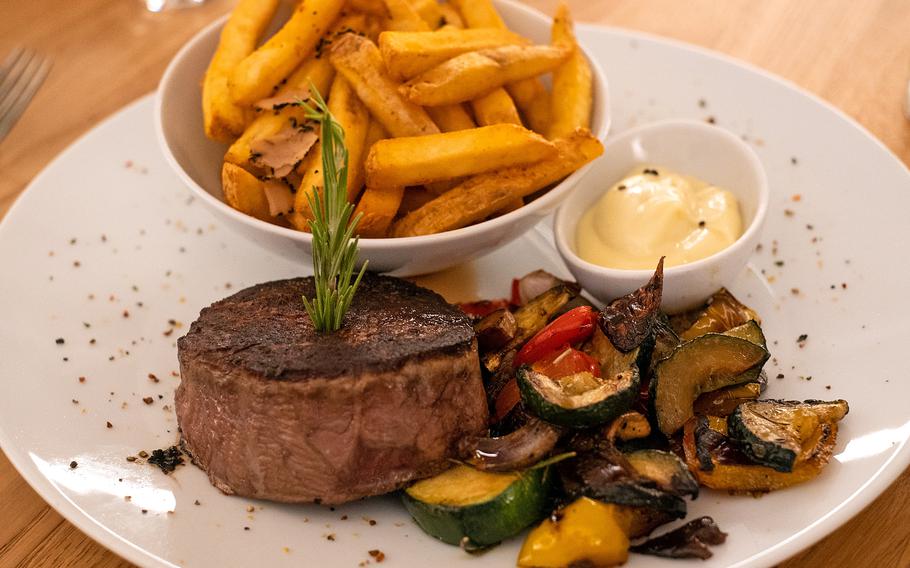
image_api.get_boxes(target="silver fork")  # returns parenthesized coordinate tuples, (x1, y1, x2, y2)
(0, 48, 51, 144)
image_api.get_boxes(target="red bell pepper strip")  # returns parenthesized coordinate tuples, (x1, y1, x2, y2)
(458, 299, 510, 318)
(492, 379, 522, 423)
(533, 346, 602, 379)
(510, 278, 522, 307)
(513, 306, 597, 368)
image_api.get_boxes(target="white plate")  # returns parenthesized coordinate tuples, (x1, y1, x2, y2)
(2, 23, 910, 568)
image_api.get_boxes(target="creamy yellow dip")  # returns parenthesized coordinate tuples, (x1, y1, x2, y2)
(576, 165, 743, 269)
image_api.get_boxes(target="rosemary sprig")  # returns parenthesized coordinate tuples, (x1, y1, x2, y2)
(297, 85, 367, 332)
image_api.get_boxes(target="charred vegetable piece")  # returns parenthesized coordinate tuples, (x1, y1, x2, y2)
(631, 516, 727, 559)
(514, 306, 598, 368)
(728, 399, 849, 472)
(599, 258, 664, 352)
(516, 269, 570, 306)
(584, 326, 641, 378)
(484, 284, 577, 373)
(458, 298, 510, 318)
(460, 418, 562, 472)
(677, 288, 760, 340)
(474, 308, 517, 352)
(518, 366, 639, 428)
(683, 416, 839, 492)
(492, 377, 522, 424)
(651, 334, 770, 435)
(607, 411, 651, 442)
(403, 464, 552, 550)
(647, 315, 681, 374)
(518, 497, 630, 567)
(693, 382, 762, 417)
(625, 449, 699, 499)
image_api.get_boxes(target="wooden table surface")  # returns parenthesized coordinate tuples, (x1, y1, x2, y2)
(1, 1, 909, 566)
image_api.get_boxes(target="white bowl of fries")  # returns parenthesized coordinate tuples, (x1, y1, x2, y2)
(155, 0, 610, 276)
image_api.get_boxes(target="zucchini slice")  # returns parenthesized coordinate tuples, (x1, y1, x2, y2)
(402, 464, 552, 549)
(693, 382, 762, 417)
(518, 366, 639, 428)
(677, 288, 760, 340)
(683, 416, 840, 492)
(728, 399, 849, 472)
(625, 449, 699, 499)
(651, 334, 770, 435)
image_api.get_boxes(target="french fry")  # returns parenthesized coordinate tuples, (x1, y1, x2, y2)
(451, 0, 550, 134)
(289, 76, 371, 231)
(425, 103, 475, 132)
(382, 0, 430, 32)
(329, 34, 440, 137)
(400, 187, 437, 214)
(471, 88, 522, 125)
(222, 162, 273, 222)
(229, 0, 346, 105)
(202, 0, 280, 142)
(548, 3, 593, 139)
(366, 124, 555, 187)
(401, 45, 570, 106)
(378, 28, 525, 80)
(223, 14, 370, 168)
(496, 197, 524, 215)
(392, 129, 604, 236)
(438, 3, 465, 29)
(350, 120, 389, 200)
(449, 0, 504, 28)
(354, 185, 406, 237)
(348, 0, 388, 16)
(410, 0, 445, 28)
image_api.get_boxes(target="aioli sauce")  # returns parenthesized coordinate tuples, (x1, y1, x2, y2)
(576, 165, 743, 269)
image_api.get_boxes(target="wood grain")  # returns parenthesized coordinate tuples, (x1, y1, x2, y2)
(1, 1, 909, 566)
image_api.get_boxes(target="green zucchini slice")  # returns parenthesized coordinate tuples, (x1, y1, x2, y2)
(625, 449, 699, 499)
(676, 288, 760, 340)
(402, 464, 552, 549)
(518, 366, 639, 428)
(651, 334, 770, 435)
(728, 399, 849, 472)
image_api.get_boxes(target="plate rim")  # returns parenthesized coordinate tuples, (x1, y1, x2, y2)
(1, 19, 909, 568)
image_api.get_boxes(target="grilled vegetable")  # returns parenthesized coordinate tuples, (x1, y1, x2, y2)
(647, 315, 681, 373)
(677, 288, 760, 340)
(651, 334, 770, 435)
(459, 298, 509, 318)
(683, 416, 839, 492)
(693, 382, 762, 417)
(518, 497, 630, 567)
(599, 258, 664, 352)
(534, 347, 602, 379)
(631, 516, 727, 559)
(515, 269, 567, 306)
(518, 366, 639, 428)
(460, 418, 561, 472)
(728, 399, 849, 472)
(607, 411, 651, 442)
(484, 284, 577, 373)
(474, 308, 516, 351)
(402, 464, 552, 549)
(625, 449, 699, 499)
(514, 306, 598, 368)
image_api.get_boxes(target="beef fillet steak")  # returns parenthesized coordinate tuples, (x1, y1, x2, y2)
(176, 274, 488, 505)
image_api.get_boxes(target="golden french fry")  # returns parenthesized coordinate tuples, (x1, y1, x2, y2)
(438, 3, 465, 28)
(223, 14, 371, 168)
(449, 0, 504, 28)
(410, 0, 445, 28)
(382, 0, 430, 31)
(202, 0, 280, 142)
(400, 187, 437, 214)
(425, 103, 476, 132)
(450, 0, 550, 135)
(289, 76, 371, 231)
(329, 34, 439, 137)
(401, 45, 570, 106)
(549, 3, 593, 139)
(222, 162, 273, 221)
(229, 0, 346, 105)
(471, 88, 522, 126)
(349, 120, 388, 201)
(354, 185, 406, 237)
(392, 129, 603, 236)
(495, 197, 525, 216)
(366, 124, 555, 187)
(507, 79, 550, 134)
(378, 28, 525, 80)
(348, 0, 388, 16)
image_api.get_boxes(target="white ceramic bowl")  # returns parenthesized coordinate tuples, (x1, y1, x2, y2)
(554, 119, 769, 312)
(155, 0, 610, 277)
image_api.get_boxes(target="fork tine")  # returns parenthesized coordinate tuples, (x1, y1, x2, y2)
(0, 54, 50, 143)
(0, 50, 38, 115)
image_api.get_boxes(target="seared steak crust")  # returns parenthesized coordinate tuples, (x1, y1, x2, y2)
(176, 275, 488, 504)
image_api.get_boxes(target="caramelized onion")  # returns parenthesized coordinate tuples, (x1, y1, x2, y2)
(460, 418, 561, 472)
